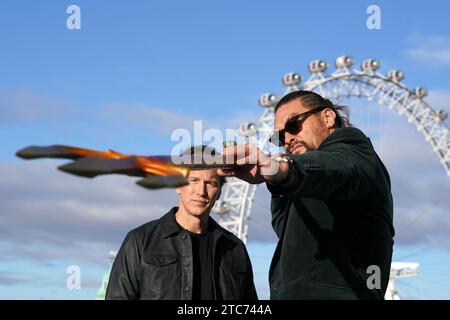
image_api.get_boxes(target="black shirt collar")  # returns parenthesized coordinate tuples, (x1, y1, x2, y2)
(159, 207, 225, 239)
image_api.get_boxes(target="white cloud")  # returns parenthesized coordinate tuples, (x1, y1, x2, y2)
(0, 271, 33, 286)
(0, 85, 263, 158)
(0, 161, 179, 265)
(406, 32, 450, 66)
(425, 90, 450, 113)
(100, 103, 209, 136)
(100, 102, 258, 142)
(0, 86, 236, 142)
(0, 86, 79, 123)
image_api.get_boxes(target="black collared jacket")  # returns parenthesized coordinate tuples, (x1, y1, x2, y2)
(267, 127, 395, 300)
(105, 208, 258, 300)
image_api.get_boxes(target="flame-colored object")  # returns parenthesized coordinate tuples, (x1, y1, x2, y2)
(16, 145, 234, 189)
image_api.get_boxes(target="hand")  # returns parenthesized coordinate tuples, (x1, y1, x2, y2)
(217, 144, 289, 184)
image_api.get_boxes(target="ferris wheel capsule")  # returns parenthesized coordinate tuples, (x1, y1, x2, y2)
(438, 110, 448, 121)
(238, 122, 258, 136)
(361, 59, 380, 72)
(335, 55, 353, 68)
(282, 72, 301, 86)
(308, 59, 327, 73)
(258, 93, 277, 108)
(414, 87, 428, 98)
(387, 70, 405, 82)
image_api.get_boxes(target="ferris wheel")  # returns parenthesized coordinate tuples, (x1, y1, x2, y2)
(212, 55, 450, 300)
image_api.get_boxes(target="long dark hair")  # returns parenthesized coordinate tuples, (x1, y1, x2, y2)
(275, 90, 352, 128)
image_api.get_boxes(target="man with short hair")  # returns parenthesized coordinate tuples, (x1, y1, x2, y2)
(106, 146, 258, 300)
(218, 90, 394, 300)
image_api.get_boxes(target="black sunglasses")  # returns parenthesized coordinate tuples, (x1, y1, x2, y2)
(270, 107, 327, 146)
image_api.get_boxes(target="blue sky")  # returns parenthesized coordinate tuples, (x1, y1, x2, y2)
(1, 0, 450, 299)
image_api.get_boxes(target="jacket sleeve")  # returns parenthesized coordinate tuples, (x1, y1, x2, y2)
(243, 246, 259, 300)
(268, 141, 373, 201)
(105, 231, 142, 300)
(269, 194, 292, 239)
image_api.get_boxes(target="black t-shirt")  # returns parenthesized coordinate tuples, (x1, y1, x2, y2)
(189, 231, 215, 300)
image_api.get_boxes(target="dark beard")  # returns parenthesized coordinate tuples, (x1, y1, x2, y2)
(287, 141, 315, 154)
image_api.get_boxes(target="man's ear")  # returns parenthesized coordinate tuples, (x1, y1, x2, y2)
(175, 187, 181, 195)
(323, 108, 337, 129)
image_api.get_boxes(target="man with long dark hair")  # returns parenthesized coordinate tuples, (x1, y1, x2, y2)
(218, 90, 394, 299)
